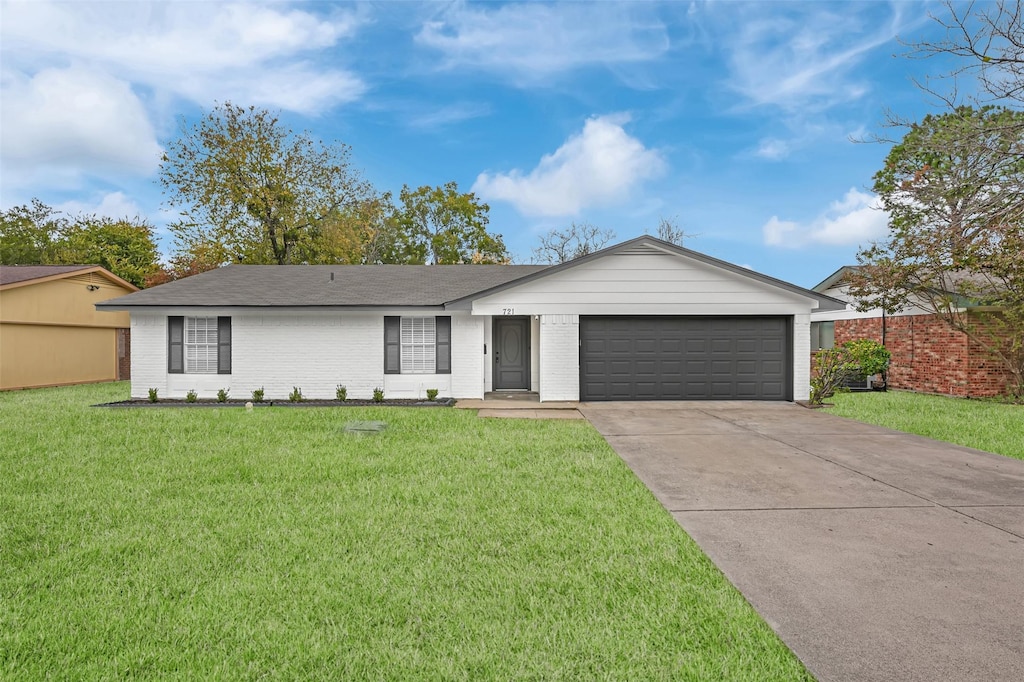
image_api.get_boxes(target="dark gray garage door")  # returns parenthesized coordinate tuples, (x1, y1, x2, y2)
(580, 316, 791, 401)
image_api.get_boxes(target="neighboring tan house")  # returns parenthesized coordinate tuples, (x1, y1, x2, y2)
(97, 236, 843, 403)
(810, 266, 1011, 397)
(0, 265, 138, 390)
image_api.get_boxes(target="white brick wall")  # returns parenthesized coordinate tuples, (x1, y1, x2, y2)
(129, 309, 485, 400)
(539, 314, 579, 402)
(450, 315, 485, 399)
(230, 311, 382, 401)
(130, 312, 167, 399)
(793, 314, 811, 401)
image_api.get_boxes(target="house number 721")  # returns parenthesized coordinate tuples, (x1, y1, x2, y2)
(501, 307, 515, 315)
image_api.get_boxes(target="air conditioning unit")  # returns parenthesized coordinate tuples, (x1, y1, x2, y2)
(842, 373, 873, 391)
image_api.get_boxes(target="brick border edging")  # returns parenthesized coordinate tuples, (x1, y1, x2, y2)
(93, 398, 457, 409)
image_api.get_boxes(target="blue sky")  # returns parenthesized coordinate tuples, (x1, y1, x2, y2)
(0, 1, 965, 287)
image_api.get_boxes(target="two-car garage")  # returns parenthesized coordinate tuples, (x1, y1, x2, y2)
(580, 316, 792, 401)
(466, 236, 844, 402)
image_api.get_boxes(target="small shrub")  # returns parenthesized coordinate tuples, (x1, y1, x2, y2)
(809, 348, 856, 405)
(844, 338, 891, 385)
(185, 389, 198, 403)
(372, 387, 384, 403)
(336, 384, 347, 401)
(147, 388, 158, 403)
(217, 388, 229, 403)
(289, 386, 304, 403)
(426, 388, 439, 401)
(252, 386, 265, 403)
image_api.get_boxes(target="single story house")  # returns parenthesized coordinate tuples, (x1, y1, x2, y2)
(810, 266, 1011, 397)
(97, 237, 844, 402)
(1, 265, 137, 390)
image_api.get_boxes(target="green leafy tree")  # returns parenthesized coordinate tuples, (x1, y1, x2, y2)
(388, 182, 507, 264)
(0, 200, 159, 288)
(160, 102, 377, 266)
(850, 106, 1024, 395)
(0, 200, 64, 265)
(51, 216, 160, 288)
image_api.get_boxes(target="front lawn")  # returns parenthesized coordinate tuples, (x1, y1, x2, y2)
(826, 390, 1024, 461)
(0, 383, 809, 680)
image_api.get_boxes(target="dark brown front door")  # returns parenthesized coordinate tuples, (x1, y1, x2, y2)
(494, 317, 530, 390)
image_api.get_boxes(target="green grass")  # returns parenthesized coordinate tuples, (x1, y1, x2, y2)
(0, 383, 809, 680)
(826, 390, 1024, 460)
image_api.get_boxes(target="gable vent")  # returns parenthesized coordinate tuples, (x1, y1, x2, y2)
(68, 273, 102, 286)
(615, 243, 664, 256)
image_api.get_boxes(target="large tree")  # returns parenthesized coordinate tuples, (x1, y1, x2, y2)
(0, 200, 160, 288)
(654, 216, 693, 246)
(0, 200, 63, 265)
(52, 216, 160, 288)
(532, 222, 616, 264)
(387, 182, 507, 264)
(909, 1, 1024, 107)
(849, 106, 1024, 395)
(160, 102, 377, 266)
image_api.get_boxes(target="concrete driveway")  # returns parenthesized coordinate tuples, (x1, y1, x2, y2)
(580, 401, 1024, 682)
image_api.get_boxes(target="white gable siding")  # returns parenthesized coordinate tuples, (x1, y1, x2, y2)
(129, 309, 483, 400)
(810, 284, 931, 322)
(472, 250, 816, 316)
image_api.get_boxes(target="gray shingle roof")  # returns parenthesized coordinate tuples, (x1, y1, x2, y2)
(96, 264, 550, 308)
(0, 264, 96, 287)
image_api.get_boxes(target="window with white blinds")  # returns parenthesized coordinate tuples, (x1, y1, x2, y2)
(185, 317, 219, 373)
(400, 317, 436, 374)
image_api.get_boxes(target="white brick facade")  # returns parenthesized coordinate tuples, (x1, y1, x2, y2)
(793, 313, 811, 402)
(539, 314, 580, 402)
(130, 309, 484, 401)
(123, 239, 839, 403)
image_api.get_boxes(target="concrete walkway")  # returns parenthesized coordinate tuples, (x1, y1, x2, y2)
(455, 396, 582, 420)
(580, 401, 1024, 682)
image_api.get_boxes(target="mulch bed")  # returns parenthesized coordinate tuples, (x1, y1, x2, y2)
(94, 398, 456, 408)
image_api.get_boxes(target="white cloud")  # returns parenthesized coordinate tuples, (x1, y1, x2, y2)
(416, 3, 668, 83)
(763, 189, 888, 248)
(406, 102, 492, 130)
(0, 67, 162, 186)
(1, 1, 363, 112)
(0, 1, 364, 195)
(180, 63, 365, 115)
(754, 138, 791, 160)
(721, 6, 903, 112)
(53, 192, 144, 221)
(473, 114, 666, 217)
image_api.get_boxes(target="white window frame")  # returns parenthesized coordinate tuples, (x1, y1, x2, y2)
(185, 316, 219, 374)
(401, 317, 436, 374)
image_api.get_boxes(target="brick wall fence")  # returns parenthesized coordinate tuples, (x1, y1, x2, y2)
(831, 313, 1011, 397)
(117, 328, 131, 381)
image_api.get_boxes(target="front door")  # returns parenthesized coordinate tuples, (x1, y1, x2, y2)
(493, 317, 530, 390)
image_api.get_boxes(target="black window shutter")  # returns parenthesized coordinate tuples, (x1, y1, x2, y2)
(217, 317, 232, 374)
(168, 316, 184, 373)
(435, 316, 451, 374)
(384, 316, 400, 374)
